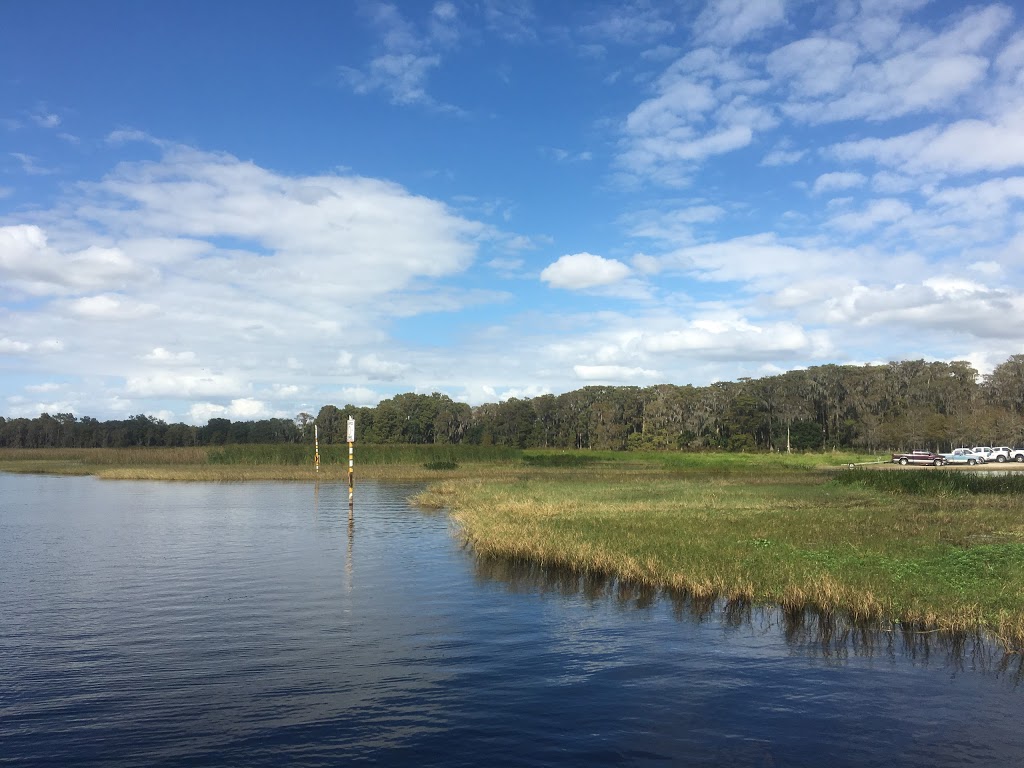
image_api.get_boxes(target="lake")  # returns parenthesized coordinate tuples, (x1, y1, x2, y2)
(1, 473, 1021, 766)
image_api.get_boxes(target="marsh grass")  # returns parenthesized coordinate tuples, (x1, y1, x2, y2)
(418, 464, 1024, 650)
(207, 443, 523, 466)
(0, 445, 523, 481)
(833, 467, 1024, 495)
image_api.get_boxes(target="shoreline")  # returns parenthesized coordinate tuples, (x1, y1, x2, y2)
(5, 447, 1023, 650)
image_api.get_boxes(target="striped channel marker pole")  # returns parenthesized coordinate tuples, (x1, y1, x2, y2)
(314, 425, 320, 474)
(346, 416, 356, 506)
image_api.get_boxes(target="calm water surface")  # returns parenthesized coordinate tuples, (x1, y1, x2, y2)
(1, 473, 1021, 767)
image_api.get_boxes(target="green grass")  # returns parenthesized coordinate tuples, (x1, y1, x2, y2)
(207, 443, 522, 466)
(0, 444, 523, 480)
(416, 461, 1024, 650)
(833, 467, 1024, 494)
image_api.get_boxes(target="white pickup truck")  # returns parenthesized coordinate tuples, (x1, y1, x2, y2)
(1009, 448, 1024, 463)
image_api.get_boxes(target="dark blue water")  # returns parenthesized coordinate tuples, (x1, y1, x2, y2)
(1, 473, 1021, 767)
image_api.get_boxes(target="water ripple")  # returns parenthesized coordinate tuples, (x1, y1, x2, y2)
(1, 474, 1021, 767)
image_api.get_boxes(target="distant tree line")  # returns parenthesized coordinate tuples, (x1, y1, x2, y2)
(3, 356, 1024, 452)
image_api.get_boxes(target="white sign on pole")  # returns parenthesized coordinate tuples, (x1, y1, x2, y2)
(347, 417, 356, 443)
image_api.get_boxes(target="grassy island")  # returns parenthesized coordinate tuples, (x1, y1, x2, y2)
(3, 445, 1023, 649)
(414, 452, 1024, 652)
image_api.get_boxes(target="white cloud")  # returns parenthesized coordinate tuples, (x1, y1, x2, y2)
(487, 257, 524, 273)
(828, 198, 914, 231)
(0, 225, 157, 297)
(761, 147, 805, 166)
(125, 372, 249, 398)
(574, 364, 660, 381)
(640, 318, 820, 360)
(773, 5, 1011, 124)
(812, 171, 867, 195)
(0, 338, 32, 354)
(833, 108, 1024, 176)
(66, 294, 157, 319)
(144, 347, 197, 364)
(580, 4, 675, 44)
(654, 233, 841, 286)
(340, 53, 442, 105)
(822, 278, 1021, 338)
(541, 252, 632, 290)
(923, 276, 987, 298)
(357, 353, 411, 381)
(6, 1, 1024, 420)
(32, 112, 61, 128)
(107, 128, 156, 144)
(766, 37, 860, 98)
(36, 339, 64, 353)
(225, 397, 269, 419)
(618, 47, 774, 184)
(338, 2, 463, 109)
(333, 386, 382, 406)
(188, 402, 227, 423)
(694, 0, 786, 46)
(10, 153, 55, 175)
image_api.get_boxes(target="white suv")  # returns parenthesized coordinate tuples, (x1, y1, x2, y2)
(987, 447, 1012, 463)
(971, 447, 993, 461)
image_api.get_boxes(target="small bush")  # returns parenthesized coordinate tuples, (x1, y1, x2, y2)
(424, 460, 459, 471)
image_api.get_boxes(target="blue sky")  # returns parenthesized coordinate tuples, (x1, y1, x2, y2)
(2, 0, 1023, 424)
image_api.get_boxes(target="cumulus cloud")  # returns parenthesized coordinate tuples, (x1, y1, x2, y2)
(822, 278, 1021, 338)
(573, 364, 661, 381)
(771, 5, 1010, 124)
(125, 372, 249, 399)
(640, 318, 820, 360)
(832, 108, 1024, 176)
(617, 46, 774, 184)
(6, 4, 1024, 419)
(357, 353, 411, 381)
(540, 252, 632, 290)
(188, 398, 272, 423)
(0, 225, 157, 297)
(0, 139, 516, 419)
(0, 338, 32, 354)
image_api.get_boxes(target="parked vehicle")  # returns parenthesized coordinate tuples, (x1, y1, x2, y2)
(1010, 448, 1024, 463)
(987, 446, 1012, 462)
(971, 446, 994, 460)
(942, 448, 988, 465)
(891, 451, 946, 466)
